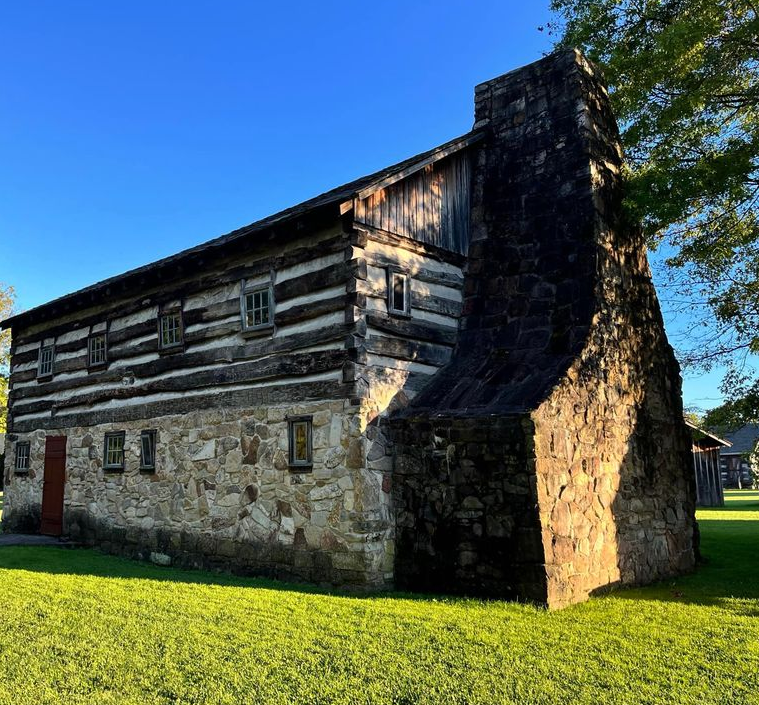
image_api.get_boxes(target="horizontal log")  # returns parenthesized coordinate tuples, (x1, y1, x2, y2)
(363, 251, 464, 288)
(12, 234, 349, 346)
(12, 322, 356, 402)
(183, 322, 240, 347)
(9, 369, 40, 385)
(410, 291, 462, 318)
(362, 289, 462, 318)
(14, 350, 347, 416)
(12, 337, 86, 365)
(366, 313, 458, 346)
(274, 259, 363, 301)
(10, 379, 354, 433)
(355, 223, 468, 267)
(275, 294, 348, 328)
(365, 335, 452, 367)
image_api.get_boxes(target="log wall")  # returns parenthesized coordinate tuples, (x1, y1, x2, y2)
(8, 225, 362, 433)
(350, 233, 464, 418)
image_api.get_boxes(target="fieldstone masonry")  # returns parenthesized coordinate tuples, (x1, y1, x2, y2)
(5, 400, 394, 587)
(390, 49, 696, 608)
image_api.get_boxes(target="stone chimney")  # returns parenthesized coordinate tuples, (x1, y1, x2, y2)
(390, 50, 696, 607)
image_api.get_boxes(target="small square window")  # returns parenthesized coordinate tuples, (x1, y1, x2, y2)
(288, 416, 313, 470)
(103, 432, 126, 471)
(88, 333, 108, 368)
(15, 442, 30, 473)
(241, 282, 273, 331)
(159, 310, 183, 350)
(387, 268, 410, 317)
(38, 344, 54, 379)
(140, 430, 157, 471)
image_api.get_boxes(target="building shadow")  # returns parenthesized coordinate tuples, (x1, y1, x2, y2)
(0, 543, 477, 605)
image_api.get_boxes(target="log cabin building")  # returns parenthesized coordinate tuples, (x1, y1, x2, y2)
(1, 51, 698, 608)
(687, 421, 730, 507)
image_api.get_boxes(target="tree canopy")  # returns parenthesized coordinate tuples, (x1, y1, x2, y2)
(0, 283, 16, 434)
(549, 0, 759, 419)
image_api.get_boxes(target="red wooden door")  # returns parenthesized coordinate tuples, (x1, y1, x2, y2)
(40, 435, 67, 536)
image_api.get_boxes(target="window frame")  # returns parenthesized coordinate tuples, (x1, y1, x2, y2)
(37, 344, 55, 380)
(14, 441, 31, 474)
(158, 308, 184, 352)
(103, 431, 126, 472)
(139, 430, 157, 472)
(288, 415, 313, 471)
(386, 267, 411, 318)
(87, 332, 108, 370)
(240, 280, 274, 333)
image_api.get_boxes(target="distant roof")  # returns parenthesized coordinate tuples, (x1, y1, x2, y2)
(2, 130, 483, 331)
(685, 421, 731, 448)
(721, 423, 759, 455)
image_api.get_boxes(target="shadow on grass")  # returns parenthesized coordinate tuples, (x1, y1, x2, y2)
(1, 491, 757, 610)
(0, 543, 460, 605)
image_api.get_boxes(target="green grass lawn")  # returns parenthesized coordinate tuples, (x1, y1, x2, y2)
(0, 493, 758, 704)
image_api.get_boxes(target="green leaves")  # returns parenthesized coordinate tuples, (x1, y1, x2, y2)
(551, 0, 759, 419)
(0, 283, 14, 433)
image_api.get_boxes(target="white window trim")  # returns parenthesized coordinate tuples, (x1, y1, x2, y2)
(387, 267, 411, 317)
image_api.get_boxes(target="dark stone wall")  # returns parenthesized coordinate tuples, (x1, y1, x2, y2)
(393, 415, 546, 601)
(391, 49, 696, 607)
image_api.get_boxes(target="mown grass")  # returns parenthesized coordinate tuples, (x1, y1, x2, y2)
(0, 492, 757, 704)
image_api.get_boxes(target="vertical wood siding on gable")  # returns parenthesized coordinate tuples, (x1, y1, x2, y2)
(355, 152, 471, 256)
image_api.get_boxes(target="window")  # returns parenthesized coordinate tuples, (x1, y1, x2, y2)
(88, 333, 108, 368)
(288, 416, 313, 469)
(159, 310, 183, 350)
(15, 442, 30, 473)
(387, 268, 410, 317)
(140, 430, 157, 471)
(38, 344, 54, 379)
(241, 281, 273, 331)
(103, 432, 126, 471)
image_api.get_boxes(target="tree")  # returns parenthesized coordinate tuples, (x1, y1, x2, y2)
(0, 283, 16, 433)
(548, 0, 759, 415)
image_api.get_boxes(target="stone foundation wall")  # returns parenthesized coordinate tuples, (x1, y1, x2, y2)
(3, 399, 394, 588)
(391, 415, 547, 602)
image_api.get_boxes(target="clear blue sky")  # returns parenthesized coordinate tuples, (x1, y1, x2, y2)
(0, 1, 723, 410)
